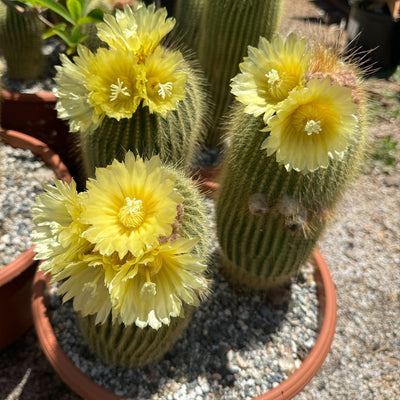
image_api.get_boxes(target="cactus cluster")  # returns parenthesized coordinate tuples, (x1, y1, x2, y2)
(26, 0, 369, 374)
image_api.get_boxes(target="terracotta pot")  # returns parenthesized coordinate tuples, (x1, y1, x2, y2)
(0, 129, 71, 350)
(31, 248, 336, 400)
(1, 90, 84, 185)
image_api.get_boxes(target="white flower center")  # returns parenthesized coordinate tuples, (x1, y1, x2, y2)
(304, 120, 322, 136)
(157, 82, 173, 99)
(266, 69, 280, 85)
(110, 78, 131, 101)
(118, 197, 145, 229)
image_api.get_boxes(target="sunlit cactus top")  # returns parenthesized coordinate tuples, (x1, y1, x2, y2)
(231, 32, 359, 173)
(54, 3, 187, 134)
(31, 153, 208, 330)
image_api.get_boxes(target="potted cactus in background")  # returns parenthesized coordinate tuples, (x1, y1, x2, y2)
(215, 33, 369, 289)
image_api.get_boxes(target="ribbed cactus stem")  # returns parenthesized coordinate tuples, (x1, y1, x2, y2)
(216, 101, 368, 289)
(178, 0, 285, 146)
(82, 60, 208, 179)
(78, 305, 193, 367)
(173, 0, 204, 50)
(0, 2, 44, 80)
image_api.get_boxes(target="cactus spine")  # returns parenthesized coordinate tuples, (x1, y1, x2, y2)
(76, 165, 210, 366)
(216, 42, 369, 289)
(174, 0, 285, 146)
(0, 1, 44, 80)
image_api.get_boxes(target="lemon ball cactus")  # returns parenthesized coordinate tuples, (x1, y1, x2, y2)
(31, 152, 210, 367)
(216, 33, 369, 290)
(54, 3, 208, 184)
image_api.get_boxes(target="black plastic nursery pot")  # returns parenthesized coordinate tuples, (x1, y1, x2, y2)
(347, 4, 400, 71)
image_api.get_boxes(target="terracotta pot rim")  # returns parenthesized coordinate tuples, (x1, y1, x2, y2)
(1, 89, 57, 103)
(0, 129, 71, 284)
(0, 129, 71, 183)
(0, 129, 71, 349)
(31, 248, 336, 400)
(0, 130, 71, 287)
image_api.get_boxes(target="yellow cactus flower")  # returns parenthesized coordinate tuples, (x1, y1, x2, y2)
(83, 237, 208, 329)
(86, 48, 144, 122)
(80, 153, 183, 258)
(140, 46, 187, 117)
(31, 179, 91, 274)
(55, 259, 113, 326)
(31, 153, 209, 328)
(231, 32, 311, 119)
(97, 4, 175, 58)
(54, 47, 98, 133)
(262, 78, 358, 172)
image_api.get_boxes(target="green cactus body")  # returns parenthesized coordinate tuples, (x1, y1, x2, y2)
(0, 2, 44, 80)
(77, 166, 210, 366)
(173, 0, 204, 50)
(82, 60, 208, 179)
(175, 0, 285, 146)
(216, 101, 368, 289)
(78, 305, 193, 367)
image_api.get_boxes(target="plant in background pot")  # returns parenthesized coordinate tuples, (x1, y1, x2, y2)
(215, 32, 369, 289)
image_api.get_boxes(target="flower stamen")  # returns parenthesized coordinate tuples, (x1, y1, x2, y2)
(110, 78, 131, 101)
(266, 69, 281, 86)
(118, 197, 145, 229)
(304, 119, 322, 135)
(157, 82, 173, 99)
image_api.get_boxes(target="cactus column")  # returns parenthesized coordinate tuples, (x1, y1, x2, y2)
(175, 0, 285, 146)
(216, 35, 369, 290)
(0, 2, 44, 80)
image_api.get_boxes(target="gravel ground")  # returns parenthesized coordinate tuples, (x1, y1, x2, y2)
(1, 0, 400, 399)
(0, 146, 54, 267)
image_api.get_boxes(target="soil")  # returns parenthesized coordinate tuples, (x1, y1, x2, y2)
(1, 0, 399, 399)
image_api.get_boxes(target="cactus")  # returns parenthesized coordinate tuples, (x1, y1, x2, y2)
(174, 0, 285, 146)
(81, 58, 208, 177)
(215, 34, 369, 289)
(75, 161, 210, 367)
(54, 3, 209, 184)
(0, 1, 44, 80)
(31, 152, 211, 367)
